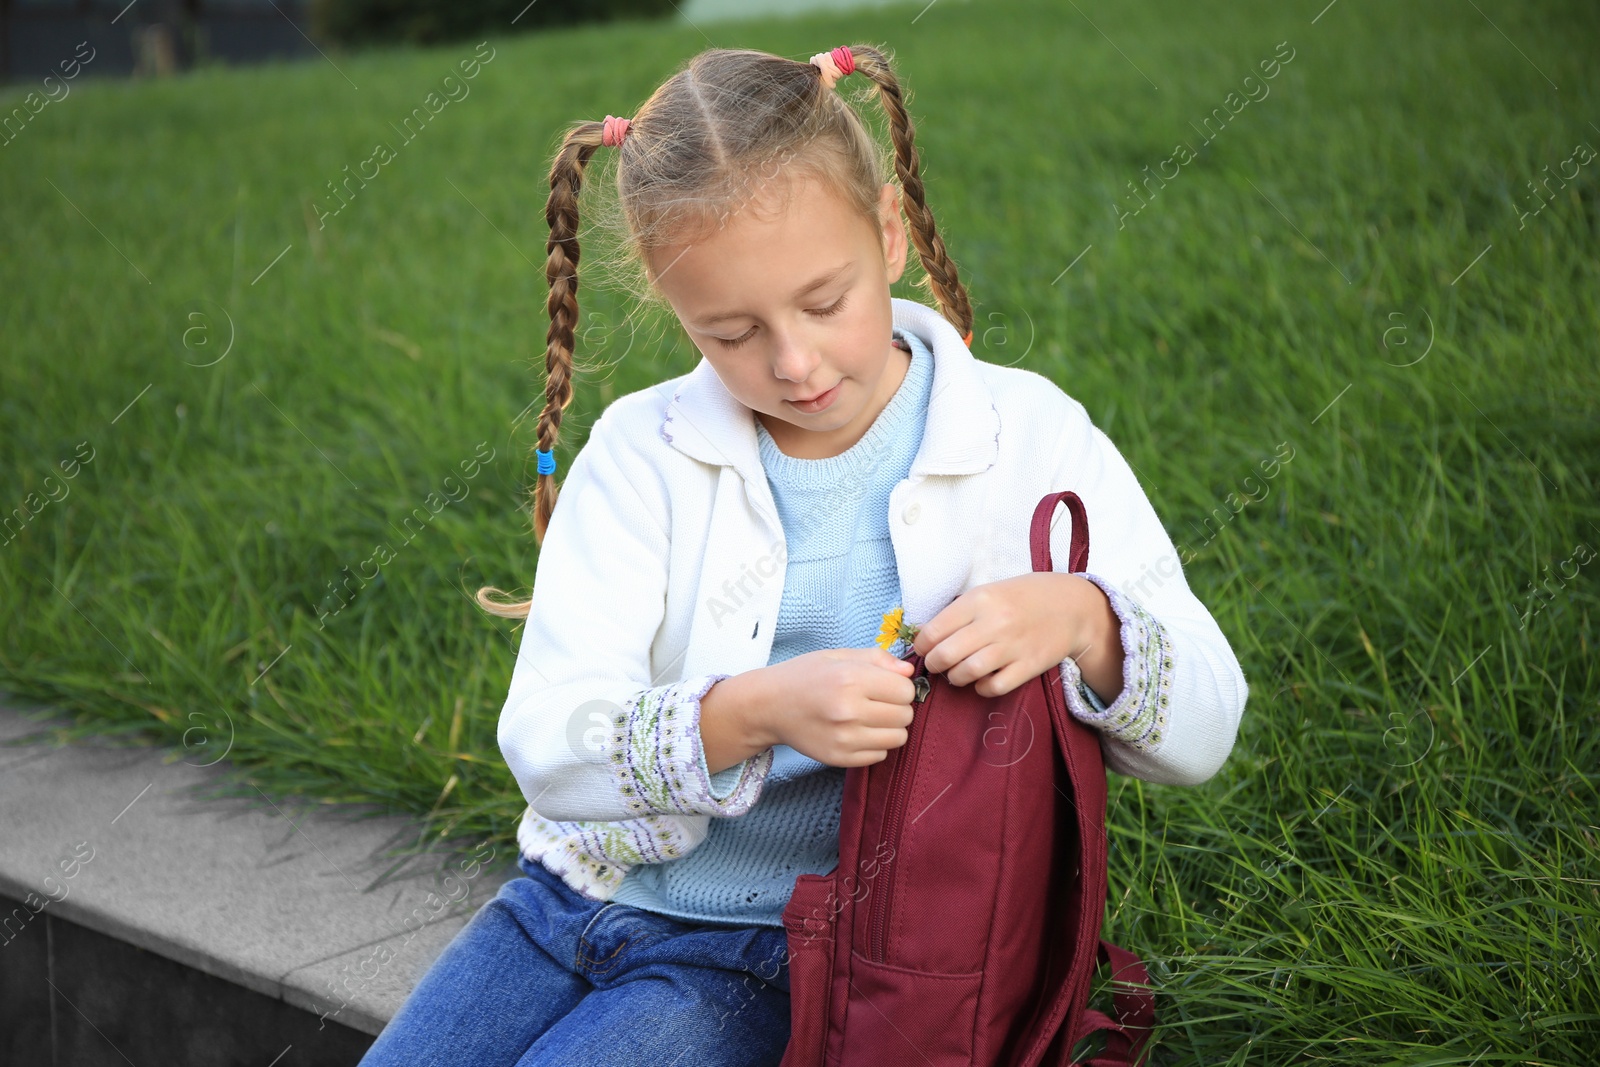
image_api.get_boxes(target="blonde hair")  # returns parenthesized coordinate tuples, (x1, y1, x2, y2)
(477, 44, 972, 619)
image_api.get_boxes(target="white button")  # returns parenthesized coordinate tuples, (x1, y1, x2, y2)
(902, 502, 921, 524)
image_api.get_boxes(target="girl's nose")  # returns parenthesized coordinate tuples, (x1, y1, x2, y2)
(770, 335, 821, 384)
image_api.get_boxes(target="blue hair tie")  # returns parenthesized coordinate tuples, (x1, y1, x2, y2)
(536, 448, 557, 475)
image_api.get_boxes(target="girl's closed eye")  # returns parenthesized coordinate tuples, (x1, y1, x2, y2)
(716, 295, 851, 349)
(812, 294, 850, 318)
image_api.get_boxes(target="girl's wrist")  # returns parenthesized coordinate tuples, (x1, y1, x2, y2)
(1064, 575, 1126, 703)
(700, 668, 780, 775)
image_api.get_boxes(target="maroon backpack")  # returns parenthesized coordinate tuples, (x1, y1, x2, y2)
(778, 490, 1156, 1066)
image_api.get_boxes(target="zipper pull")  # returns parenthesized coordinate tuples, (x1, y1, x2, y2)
(904, 650, 932, 704)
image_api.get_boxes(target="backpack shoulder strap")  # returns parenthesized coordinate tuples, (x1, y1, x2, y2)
(1018, 491, 1155, 1066)
(1071, 940, 1156, 1065)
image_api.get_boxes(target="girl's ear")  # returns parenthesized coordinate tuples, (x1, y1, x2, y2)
(879, 181, 910, 284)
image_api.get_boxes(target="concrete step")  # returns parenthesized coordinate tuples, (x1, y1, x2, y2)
(0, 693, 522, 1065)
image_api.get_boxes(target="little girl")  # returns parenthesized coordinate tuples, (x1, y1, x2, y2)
(359, 42, 1247, 1067)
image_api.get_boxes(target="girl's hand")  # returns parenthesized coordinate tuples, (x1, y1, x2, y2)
(910, 573, 1125, 701)
(765, 648, 918, 768)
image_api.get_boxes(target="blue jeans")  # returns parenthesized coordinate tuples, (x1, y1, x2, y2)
(357, 853, 794, 1066)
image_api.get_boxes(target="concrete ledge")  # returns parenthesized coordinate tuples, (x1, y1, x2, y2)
(0, 692, 522, 1056)
(0, 894, 379, 1065)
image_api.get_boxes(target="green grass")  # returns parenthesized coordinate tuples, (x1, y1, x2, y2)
(3, 0, 1598, 1061)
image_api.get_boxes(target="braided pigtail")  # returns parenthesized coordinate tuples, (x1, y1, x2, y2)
(839, 45, 974, 345)
(475, 118, 612, 619)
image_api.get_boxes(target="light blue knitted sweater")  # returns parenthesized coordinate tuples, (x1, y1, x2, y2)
(608, 326, 934, 928)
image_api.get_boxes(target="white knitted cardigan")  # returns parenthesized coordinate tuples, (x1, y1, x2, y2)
(497, 298, 1249, 900)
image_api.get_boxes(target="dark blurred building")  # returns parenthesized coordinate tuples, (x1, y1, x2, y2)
(1, 0, 318, 83)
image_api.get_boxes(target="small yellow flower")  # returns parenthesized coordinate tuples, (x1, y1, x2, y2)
(876, 606, 922, 655)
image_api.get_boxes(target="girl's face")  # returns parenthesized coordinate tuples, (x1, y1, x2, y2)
(646, 177, 911, 460)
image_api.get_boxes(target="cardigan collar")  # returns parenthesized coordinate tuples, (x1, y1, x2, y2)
(657, 297, 1000, 487)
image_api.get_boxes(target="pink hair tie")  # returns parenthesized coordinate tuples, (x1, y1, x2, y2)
(809, 46, 856, 90)
(602, 115, 631, 147)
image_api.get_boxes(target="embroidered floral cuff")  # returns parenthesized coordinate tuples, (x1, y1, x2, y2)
(608, 673, 774, 818)
(1058, 573, 1175, 752)
(516, 808, 709, 901)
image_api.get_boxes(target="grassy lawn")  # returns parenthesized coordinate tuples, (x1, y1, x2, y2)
(2, 0, 1597, 1060)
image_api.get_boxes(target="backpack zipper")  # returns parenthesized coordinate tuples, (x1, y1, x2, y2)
(869, 651, 931, 963)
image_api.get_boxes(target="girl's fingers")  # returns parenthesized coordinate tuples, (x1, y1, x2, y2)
(867, 699, 916, 726)
(865, 725, 911, 752)
(948, 641, 1008, 687)
(877, 650, 914, 674)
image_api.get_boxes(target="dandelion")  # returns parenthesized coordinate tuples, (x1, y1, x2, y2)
(875, 606, 921, 656)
